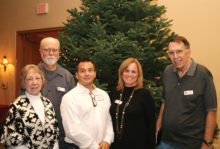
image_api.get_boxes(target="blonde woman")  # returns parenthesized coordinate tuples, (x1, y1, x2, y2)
(110, 58, 155, 149)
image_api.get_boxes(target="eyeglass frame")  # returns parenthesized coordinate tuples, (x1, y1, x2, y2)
(167, 49, 186, 57)
(25, 76, 42, 83)
(89, 93, 97, 107)
(42, 48, 59, 53)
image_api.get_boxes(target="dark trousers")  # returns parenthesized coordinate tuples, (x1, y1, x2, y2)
(64, 142, 79, 149)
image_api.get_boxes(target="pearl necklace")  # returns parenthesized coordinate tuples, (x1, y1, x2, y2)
(115, 88, 135, 139)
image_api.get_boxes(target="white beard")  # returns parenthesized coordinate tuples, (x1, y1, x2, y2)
(42, 56, 58, 66)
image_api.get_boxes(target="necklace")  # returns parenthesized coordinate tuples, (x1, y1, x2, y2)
(115, 88, 135, 139)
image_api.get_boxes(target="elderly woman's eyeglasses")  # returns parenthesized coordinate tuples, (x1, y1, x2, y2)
(25, 77, 42, 83)
(89, 93, 97, 107)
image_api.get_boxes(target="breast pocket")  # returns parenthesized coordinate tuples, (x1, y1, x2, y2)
(183, 89, 203, 111)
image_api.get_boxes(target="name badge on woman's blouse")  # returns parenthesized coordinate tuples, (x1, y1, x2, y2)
(115, 100, 122, 105)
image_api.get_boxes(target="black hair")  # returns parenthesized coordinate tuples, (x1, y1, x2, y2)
(76, 58, 95, 72)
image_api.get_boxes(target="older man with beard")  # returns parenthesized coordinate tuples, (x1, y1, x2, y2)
(39, 37, 76, 149)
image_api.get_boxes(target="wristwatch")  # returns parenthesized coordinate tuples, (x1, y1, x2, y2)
(203, 139, 213, 146)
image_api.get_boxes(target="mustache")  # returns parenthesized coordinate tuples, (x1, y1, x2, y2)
(45, 56, 57, 59)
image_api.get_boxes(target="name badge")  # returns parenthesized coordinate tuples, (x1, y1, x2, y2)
(95, 95, 104, 101)
(115, 100, 122, 105)
(57, 87, 65, 92)
(184, 90, 193, 95)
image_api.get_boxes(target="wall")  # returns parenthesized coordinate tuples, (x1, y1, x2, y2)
(157, 0, 220, 147)
(0, 0, 81, 105)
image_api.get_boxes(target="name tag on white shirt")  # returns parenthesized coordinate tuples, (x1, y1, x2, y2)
(115, 100, 122, 105)
(184, 90, 193, 95)
(95, 94, 104, 101)
(57, 87, 65, 92)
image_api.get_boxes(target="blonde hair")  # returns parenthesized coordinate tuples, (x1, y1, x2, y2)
(117, 58, 143, 91)
(19, 64, 45, 90)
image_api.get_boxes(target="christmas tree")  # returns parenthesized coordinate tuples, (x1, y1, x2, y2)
(59, 0, 175, 114)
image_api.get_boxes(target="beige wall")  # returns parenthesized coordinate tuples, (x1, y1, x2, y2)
(0, 0, 81, 105)
(158, 0, 220, 147)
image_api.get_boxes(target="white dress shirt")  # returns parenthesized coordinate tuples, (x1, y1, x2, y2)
(61, 83, 114, 149)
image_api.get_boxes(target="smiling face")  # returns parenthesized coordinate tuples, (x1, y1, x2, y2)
(76, 61, 96, 90)
(168, 41, 191, 72)
(40, 37, 60, 67)
(122, 62, 139, 87)
(24, 69, 43, 96)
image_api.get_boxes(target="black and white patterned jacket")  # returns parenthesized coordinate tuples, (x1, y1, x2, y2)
(0, 95, 59, 149)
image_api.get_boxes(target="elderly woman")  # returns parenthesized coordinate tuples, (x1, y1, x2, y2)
(1, 64, 59, 149)
(110, 58, 155, 149)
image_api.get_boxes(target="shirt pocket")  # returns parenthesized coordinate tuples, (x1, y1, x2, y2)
(183, 89, 203, 111)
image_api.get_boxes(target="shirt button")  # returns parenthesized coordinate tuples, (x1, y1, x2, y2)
(177, 82, 180, 86)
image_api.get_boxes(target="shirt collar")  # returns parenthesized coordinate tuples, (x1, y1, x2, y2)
(39, 61, 63, 77)
(77, 82, 97, 94)
(172, 58, 197, 76)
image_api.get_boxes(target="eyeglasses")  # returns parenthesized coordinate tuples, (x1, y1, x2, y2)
(167, 49, 184, 57)
(42, 48, 58, 53)
(89, 93, 97, 107)
(25, 77, 42, 83)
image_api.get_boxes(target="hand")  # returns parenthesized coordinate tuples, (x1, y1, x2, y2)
(156, 119, 162, 135)
(201, 142, 214, 149)
(98, 141, 110, 149)
(156, 103, 164, 136)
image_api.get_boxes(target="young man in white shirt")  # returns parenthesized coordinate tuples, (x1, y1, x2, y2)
(60, 59, 114, 149)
